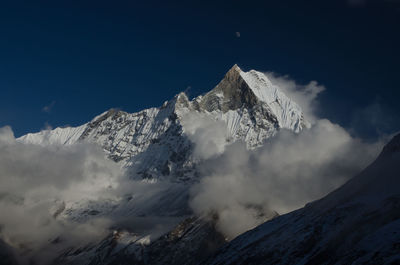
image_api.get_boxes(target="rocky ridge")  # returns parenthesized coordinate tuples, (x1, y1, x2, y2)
(19, 65, 307, 182)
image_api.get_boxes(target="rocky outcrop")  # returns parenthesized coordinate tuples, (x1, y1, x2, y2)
(56, 217, 227, 265)
(197, 64, 260, 112)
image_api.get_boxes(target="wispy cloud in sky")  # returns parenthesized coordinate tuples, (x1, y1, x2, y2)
(42, 101, 56, 113)
(350, 99, 400, 140)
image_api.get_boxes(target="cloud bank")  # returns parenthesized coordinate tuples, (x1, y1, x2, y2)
(0, 126, 190, 264)
(0, 126, 121, 264)
(181, 112, 228, 160)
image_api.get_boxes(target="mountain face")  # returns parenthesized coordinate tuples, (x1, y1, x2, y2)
(14, 65, 308, 265)
(8, 65, 398, 265)
(19, 65, 307, 183)
(205, 133, 400, 265)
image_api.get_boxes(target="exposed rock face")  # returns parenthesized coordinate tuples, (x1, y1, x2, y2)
(56, 217, 226, 265)
(205, 133, 400, 265)
(197, 65, 260, 112)
(146, 217, 227, 265)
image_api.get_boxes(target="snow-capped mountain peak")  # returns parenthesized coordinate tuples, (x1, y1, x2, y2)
(18, 65, 308, 181)
(187, 64, 307, 131)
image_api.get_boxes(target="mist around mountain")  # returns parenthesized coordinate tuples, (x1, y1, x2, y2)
(0, 65, 395, 265)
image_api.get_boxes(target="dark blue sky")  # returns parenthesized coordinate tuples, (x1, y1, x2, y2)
(0, 0, 399, 138)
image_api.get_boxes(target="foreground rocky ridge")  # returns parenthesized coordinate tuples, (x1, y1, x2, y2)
(205, 133, 400, 265)
(56, 217, 226, 265)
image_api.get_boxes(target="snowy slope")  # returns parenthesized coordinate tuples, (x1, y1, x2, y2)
(20, 124, 87, 145)
(205, 133, 400, 265)
(240, 68, 307, 131)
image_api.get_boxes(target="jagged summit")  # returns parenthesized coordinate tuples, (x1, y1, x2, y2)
(191, 64, 307, 131)
(194, 64, 259, 113)
(18, 65, 308, 181)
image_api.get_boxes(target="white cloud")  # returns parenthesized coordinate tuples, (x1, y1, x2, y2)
(350, 100, 399, 139)
(0, 127, 122, 264)
(42, 101, 56, 113)
(181, 112, 228, 160)
(189, 120, 383, 239)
